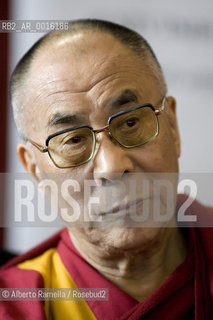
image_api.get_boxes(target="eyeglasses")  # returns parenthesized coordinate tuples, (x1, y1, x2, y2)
(28, 97, 166, 168)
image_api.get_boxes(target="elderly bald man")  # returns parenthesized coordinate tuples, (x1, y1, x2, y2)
(0, 19, 212, 320)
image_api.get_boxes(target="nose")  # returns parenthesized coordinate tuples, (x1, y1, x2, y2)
(92, 133, 135, 183)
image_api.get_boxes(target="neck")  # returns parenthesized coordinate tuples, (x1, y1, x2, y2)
(69, 227, 187, 301)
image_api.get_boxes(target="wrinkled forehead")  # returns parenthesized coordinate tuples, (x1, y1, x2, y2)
(27, 31, 151, 93)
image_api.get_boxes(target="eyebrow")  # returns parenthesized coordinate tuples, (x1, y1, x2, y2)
(47, 89, 139, 128)
(48, 113, 81, 128)
(109, 89, 138, 109)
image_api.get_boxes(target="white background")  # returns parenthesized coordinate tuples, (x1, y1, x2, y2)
(4, 0, 213, 253)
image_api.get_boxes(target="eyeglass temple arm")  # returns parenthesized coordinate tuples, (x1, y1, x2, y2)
(155, 96, 166, 115)
(28, 139, 48, 153)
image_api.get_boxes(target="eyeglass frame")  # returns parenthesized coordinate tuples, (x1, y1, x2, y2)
(27, 96, 166, 168)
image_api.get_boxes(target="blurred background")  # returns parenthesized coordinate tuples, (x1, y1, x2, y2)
(0, 0, 213, 257)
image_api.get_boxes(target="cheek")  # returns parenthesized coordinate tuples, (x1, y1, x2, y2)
(132, 129, 178, 173)
(35, 150, 60, 173)
(156, 131, 179, 172)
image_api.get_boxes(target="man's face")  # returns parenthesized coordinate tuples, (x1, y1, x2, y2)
(20, 31, 180, 252)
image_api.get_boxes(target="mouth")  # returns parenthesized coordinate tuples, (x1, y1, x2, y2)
(97, 198, 148, 217)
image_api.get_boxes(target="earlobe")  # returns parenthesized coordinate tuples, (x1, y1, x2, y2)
(166, 96, 181, 158)
(17, 143, 40, 182)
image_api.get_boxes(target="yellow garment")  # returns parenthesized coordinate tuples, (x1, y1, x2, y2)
(18, 248, 97, 320)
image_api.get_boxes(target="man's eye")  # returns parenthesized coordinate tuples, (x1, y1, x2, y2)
(124, 118, 138, 128)
(66, 136, 83, 144)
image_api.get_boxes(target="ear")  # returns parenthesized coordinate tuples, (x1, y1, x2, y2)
(17, 143, 40, 182)
(166, 96, 181, 158)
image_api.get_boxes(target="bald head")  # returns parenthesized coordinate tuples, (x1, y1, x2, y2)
(10, 19, 167, 139)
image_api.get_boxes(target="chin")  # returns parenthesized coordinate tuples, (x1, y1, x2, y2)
(83, 226, 166, 254)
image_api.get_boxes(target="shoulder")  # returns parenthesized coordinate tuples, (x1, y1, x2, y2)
(1, 229, 62, 270)
(0, 230, 64, 320)
(178, 194, 213, 253)
(0, 229, 63, 287)
(178, 195, 213, 296)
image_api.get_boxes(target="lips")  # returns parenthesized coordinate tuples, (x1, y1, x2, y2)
(98, 198, 146, 217)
